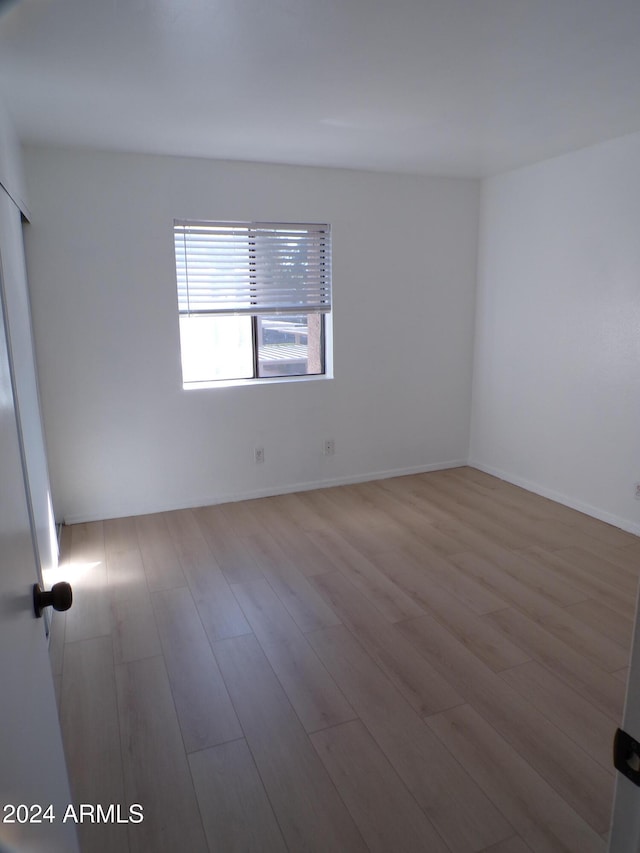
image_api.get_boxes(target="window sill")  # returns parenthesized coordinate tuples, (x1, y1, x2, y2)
(182, 372, 333, 391)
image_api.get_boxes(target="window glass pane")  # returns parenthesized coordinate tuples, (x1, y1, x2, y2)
(179, 315, 253, 383)
(257, 314, 323, 378)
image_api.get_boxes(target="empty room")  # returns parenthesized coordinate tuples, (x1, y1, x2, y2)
(1, 1, 639, 852)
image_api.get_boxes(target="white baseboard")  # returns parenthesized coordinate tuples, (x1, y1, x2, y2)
(469, 460, 640, 538)
(63, 458, 468, 524)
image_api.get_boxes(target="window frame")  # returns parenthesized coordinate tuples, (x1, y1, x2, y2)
(174, 220, 332, 389)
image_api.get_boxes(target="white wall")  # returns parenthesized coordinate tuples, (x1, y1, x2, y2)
(23, 146, 480, 523)
(470, 132, 640, 534)
(0, 98, 28, 212)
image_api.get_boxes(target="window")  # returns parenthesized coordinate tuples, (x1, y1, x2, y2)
(174, 220, 332, 386)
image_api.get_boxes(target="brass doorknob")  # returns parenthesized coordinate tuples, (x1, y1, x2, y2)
(33, 582, 73, 618)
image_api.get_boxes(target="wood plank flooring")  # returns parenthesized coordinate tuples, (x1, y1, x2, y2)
(52, 467, 639, 852)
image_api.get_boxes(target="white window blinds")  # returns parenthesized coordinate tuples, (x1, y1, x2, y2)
(174, 221, 331, 316)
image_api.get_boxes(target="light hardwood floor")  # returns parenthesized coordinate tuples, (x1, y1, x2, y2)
(49, 467, 639, 852)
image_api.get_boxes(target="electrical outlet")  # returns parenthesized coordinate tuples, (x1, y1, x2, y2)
(635, 483, 640, 500)
(255, 446, 265, 464)
(323, 438, 335, 456)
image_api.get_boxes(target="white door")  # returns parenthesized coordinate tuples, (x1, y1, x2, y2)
(0, 260, 79, 850)
(609, 593, 640, 852)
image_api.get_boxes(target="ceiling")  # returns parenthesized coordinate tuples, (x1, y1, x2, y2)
(1, 0, 640, 178)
